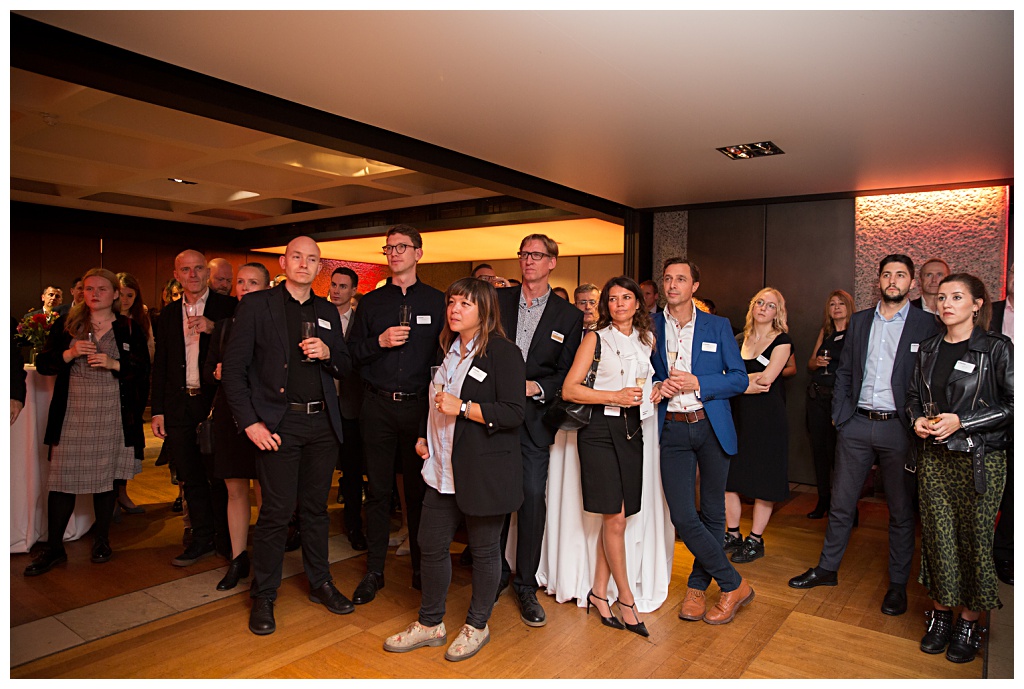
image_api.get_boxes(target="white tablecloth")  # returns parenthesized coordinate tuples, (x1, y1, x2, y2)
(10, 366, 96, 553)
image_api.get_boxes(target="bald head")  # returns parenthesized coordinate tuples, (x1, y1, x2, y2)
(174, 249, 209, 299)
(207, 257, 233, 296)
(279, 236, 321, 291)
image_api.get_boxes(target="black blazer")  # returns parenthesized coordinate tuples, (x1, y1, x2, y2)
(221, 284, 351, 442)
(496, 286, 583, 447)
(151, 290, 236, 425)
(337, 311, 363, 420)
(832, 303, 940, 429)
(36, 314, 151, 458)
(989, 299, 1007, 334)
(420, 336, 526, 516)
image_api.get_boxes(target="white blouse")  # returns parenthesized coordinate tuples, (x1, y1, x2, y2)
(422, 334, 477, 494)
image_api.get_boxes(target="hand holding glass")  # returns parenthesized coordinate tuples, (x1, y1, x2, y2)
(431, 365, 444, 394)
(184, 302, 198, 335)
(399, 305, 412, 328)
(819, 349, 831, 375)
(635, 362, 650, 388)
(301, 321, 317, 363)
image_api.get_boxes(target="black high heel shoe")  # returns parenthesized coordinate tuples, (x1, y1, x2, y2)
(586, 589, 624, 629)
(806, 498, 828, 519)
(217, 551, 250, 591)
(617, 600, 649, 638)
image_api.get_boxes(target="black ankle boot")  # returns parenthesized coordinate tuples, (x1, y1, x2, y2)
(807, 498, 828, 519)
(920, 609, 953, 654)
(217, 551, 251, 591)
(945, 616, 985, 663)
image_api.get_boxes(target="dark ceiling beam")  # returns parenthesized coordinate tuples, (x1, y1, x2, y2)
(11, 14, 628, 225)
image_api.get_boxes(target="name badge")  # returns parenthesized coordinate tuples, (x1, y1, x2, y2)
(640, 403, 654, 420)
(551, 330, 565, 343)
(468, 366, 487, 382)
(701, 342, 717, 352)
(604, 406, 621, 417)
(317, 318, 331, 330)
(954, 360, 976, 373)
(910, 343, 920, 353)
(834, 334, 844, 341)
(417, 315, 431, 325)
(122, 342, 130, 352)
(756, 354, 770, 367)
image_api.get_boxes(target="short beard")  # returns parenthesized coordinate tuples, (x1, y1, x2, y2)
(880, 289, 908, 304)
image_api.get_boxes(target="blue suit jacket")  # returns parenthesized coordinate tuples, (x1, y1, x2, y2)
(651, 308, 748, 455)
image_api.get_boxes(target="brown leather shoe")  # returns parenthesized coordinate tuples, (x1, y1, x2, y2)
(703, 579, 754, 625)
(679, 587, 707, 621)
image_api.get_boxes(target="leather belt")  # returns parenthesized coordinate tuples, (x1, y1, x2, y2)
(185, 387, 203, 397)
(288, 400, 325, 414)
(857, 408, 897, 421)
(364, 382, 423, 402)
(665, 409, 706, 424)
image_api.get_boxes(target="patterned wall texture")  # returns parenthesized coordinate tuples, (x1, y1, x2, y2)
(854, 187, 1009, 309)
(652, 210, 688, 281)
(315, 259, 390, 297)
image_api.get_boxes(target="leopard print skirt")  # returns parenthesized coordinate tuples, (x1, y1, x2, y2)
(918, 443, 1006, 612)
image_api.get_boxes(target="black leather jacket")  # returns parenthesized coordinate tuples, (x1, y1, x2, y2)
(906, 328, 1013, 453)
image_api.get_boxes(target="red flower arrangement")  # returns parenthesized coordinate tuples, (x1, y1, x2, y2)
(17, 311, 59, 349)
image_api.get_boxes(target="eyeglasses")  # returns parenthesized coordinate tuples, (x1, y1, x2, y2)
(517, 251, 552, 261)
(755, 299, 778, 311)
(382, 243, 417, 255)
(576, 300, 597, 307)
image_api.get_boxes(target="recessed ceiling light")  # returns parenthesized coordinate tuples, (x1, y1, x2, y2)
(717, 141, 784, 160)
(168, 178, 198, 185)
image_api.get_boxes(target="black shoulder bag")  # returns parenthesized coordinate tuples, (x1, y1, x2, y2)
(543, 334, 601, 432)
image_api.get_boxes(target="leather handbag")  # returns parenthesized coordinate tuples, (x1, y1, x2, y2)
(197, 406, 215, 455)
(543, 334, 601, 431)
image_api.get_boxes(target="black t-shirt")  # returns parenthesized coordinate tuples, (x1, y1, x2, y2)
(284, 290, 322, 404)
(811, 328, 847, 386)
(930, 338, 970, 412)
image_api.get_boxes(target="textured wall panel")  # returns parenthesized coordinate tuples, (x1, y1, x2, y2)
(854, 187, 1009, 308)
(653, 210, 687, 281)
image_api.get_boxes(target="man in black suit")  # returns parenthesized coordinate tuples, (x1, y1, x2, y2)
(496, 233, 584, 627)
(27, 285, 63, 319)
(56, 277, 83, 317)
(990, 262, 1013, 585)
(221, 235, 354, 635)
(151, 249, 236, 566)
(640, 279, 662, 315)
(790, 254, 940, 616)
(909, 257, 949, 314)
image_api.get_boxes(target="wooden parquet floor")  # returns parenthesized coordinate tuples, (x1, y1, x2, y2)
(9, 428, 989, 679)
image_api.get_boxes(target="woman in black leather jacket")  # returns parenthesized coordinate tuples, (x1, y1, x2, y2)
(906, 273, 1013, 664)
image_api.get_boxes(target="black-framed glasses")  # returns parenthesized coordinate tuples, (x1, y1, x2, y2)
(382, 243, 417, 255)
(517, 251, 552, 261)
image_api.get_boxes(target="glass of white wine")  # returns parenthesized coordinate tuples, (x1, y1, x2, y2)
(667, 350, 678, 368)
(635, 362, 650, 388)
(430, 365, 444, 395)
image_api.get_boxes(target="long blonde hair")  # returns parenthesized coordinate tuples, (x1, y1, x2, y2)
(742, 287, 788, 341)
(64, 268, 120, 339)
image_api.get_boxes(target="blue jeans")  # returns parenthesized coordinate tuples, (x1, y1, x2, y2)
(660, 417, 741, 592)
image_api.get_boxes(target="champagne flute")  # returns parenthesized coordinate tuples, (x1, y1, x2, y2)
(184, 302, 197, 336)
(430, 365, 444, 395)
(820, 349, 831, 375)
(635, 362, 650, 388)
(399, 304, 412, 328)
(301, 321, 317, 363)
(667, 350, 678, 368)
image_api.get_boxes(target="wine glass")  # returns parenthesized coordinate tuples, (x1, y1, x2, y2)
(300, 321, 316, 363)
(819, 349, 831, 375)
(922, 402, 943, 444)
(430, 365, 444, 395)
(635, 362, 650, 388)
(399, 304, 412, 328)
(184, 302, 197, 336)
(667, 350, 678, 368)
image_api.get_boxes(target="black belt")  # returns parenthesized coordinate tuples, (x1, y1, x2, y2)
(287, 400, 325, 414)
(185, 387, 203, 397)
(364, 382, 424, 402)
(857, 408, 897, 421)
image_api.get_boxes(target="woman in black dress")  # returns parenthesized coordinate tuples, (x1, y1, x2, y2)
(562, 276, 654, 637)
(724, 288, 793, 564)
(907, 273, 1012, 663)
(202, 263, 270, 590)
(805, 289, 853, 519)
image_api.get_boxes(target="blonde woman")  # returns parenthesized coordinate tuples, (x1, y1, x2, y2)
(723, 288, 793, 563)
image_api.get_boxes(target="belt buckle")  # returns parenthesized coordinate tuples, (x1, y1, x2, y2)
(309, 401, 322, 414)
(392, 392, 403, 402)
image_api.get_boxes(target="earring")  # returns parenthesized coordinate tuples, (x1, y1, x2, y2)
(972, 311, 979, 321)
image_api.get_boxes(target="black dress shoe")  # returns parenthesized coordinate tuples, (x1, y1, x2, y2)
(494, 573, 510, 603)
(348, 531, 367, 551)
(249, 597, 276, 635)
(513, 587, 546, 627)
(352, 572, 384, 605)
(788, 567, 838, 589)
(309, 580, 355, 614)
(459, 547, 473, 567)
(806, 498, 828, 519)
(171, 497, 183, 512)
(995, 559, 1013, 585)
(217, 552, 251, 591)
(284, 526, 302, 552)
(24, 547, 68, 576)
(172, 539, 215, 567)
(881, 585, 907, 616)
(91, 539, 113, 563)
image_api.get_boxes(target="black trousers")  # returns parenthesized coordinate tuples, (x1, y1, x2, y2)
(360, 393, 427, 576)
(337, 416, 365, 535)
(165, 395, 229, 553)
(499, 430, 550, 591)
(806, 389, 837, 507)
(251, 409, 339, 600)
(994, 445, 1014, 562)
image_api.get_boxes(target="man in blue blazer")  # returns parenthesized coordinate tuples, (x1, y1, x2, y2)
(651, 257, 753, 625)
(222, 236, 354, 635)
(789, 254, 940, 617)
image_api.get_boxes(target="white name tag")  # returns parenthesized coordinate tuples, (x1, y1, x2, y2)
(122, 342, 130, 351)
(640, 403, 654, 420)
(910, 343, 920, 353)
(756, 354, 770, 367)
(701, 342, 717, 352)
(551, 330, 564, 343)
(468, 366, 487, 382)
(604, 406, 621, 416)
(954, 360, 976, 373)
(317, 318, 331, 330)
(834, 334, 844, 341)
(417, 315, 431, 325)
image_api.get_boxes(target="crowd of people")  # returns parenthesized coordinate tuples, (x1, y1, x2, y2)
(13, 225, 1013, 667)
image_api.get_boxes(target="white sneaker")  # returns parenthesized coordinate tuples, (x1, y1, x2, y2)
(445, 624, 490, 661)
(383, 620, 447, 653)
(396, 536, 410, 557)
(388, 528, 408, 547)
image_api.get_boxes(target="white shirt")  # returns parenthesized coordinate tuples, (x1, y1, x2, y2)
(664, 302, 703, 412)
(181, 289, 209, 389)
(1003, 300, 1014, 344)
(338, 308, 353, 338)
(422, 335, 478, 495)
(594, 326, 654, 420)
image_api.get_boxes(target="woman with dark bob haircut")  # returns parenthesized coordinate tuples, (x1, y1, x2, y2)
(907, 273, 1013, 664)
(384, 277, 525, 662)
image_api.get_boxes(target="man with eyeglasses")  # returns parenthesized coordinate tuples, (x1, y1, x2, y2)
(495, 234, 583, 627)
(573, 283, 600, 332)
(346, 224, 445, 605)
